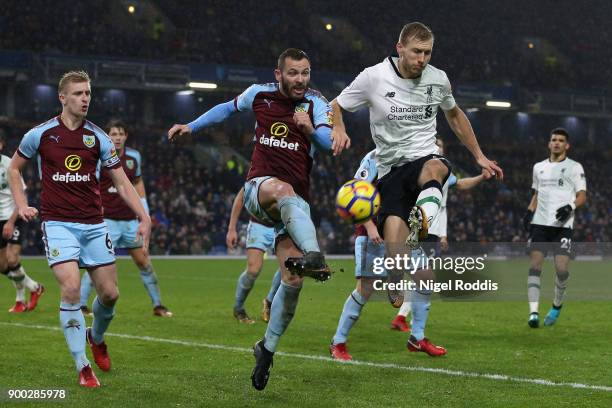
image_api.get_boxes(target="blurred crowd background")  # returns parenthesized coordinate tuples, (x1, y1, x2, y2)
(1, 0, 610, 255)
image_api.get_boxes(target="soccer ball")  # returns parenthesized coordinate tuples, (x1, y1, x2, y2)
(335, 179, 380, 224)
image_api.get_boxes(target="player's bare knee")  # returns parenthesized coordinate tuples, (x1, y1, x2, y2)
(420, 159, 448, 183)
(61, 285, 81, 303)
(247, 260, 263, 277)
(282, 273, 303, 288)
(6, 254, 21, 269)
(99, 287, 119, 305)
(274, 182, 296, 200)
(357, 278, 375, 300)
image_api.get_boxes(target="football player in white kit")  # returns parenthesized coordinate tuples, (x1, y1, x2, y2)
(523, 128, 586, 328)
(391, 137, 491, 332)
(331, 22, 502, 355)
(0, 131, 45, 313)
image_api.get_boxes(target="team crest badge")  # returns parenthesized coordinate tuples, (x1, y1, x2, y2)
(83, 135, 96, 148)
(295, 103, 309, 113)
(51, 248, 60, 257)
(126, 159, 135, 170)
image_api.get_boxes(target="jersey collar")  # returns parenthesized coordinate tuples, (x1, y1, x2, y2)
(387, 55, 423, 80)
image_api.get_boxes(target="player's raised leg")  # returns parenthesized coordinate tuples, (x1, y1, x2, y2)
(262, 269, 281, 322)
(251, 236, 304, 391)
(411, 159, 450, 247)
(234, 248, 263, 324)
(527, 250, 544, 328)
(258, 178, 327, 277)
(544, 254, 570, 326)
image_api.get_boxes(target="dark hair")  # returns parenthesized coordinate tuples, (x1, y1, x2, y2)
(550, 127, 569, 141)
(105, 119, 128, 134)
(0, 128, 6, 145)
(399, 22, 434, 45)
(277, 48, 310, 71)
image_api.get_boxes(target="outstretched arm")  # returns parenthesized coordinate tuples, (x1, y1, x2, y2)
(444, 105, 503, 180)
(455, 172, 489, 191)
(168, 100, 237, 141)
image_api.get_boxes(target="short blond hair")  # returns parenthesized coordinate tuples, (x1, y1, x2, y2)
(58, 70, 90, 93)
(399, 22, 434, 45)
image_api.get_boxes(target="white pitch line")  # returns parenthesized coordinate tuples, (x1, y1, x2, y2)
(2, 321, 611, 393)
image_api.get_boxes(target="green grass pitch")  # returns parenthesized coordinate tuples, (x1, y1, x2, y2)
(1, 258, 611, 407)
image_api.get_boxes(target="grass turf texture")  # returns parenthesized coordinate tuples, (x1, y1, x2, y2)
(1, 258, 611, 407)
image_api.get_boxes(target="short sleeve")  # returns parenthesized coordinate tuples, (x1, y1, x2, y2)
(336, 69, 372, 112)
(531, 165, 538, 191)
(99, 134, 120, 169)
(439, 72, 457, 111)
(312, 94, 333, 129)
(18, 128, 42, 159)
(572, 163, 586, 192)
(234, 85, 261, 112)
(354, 150, 378, 182)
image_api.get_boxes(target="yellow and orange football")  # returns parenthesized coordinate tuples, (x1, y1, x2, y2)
(335, 179, 380, 224)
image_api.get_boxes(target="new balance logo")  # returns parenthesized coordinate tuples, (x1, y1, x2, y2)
(385, 92, 396, 98)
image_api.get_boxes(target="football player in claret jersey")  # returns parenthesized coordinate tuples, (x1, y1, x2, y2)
(168, 48, 349, 390)
(0, 131, 45, 313)
(8, 71, 151, 387)
(226, 187, 281, 324)
(331, 22, 502, 355)
(80, 120, 172, 318)
(330, 150, 385, 360)
(523, 128, 586, 328)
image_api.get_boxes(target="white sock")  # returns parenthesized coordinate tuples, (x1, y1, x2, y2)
(398, 289, 412, 317)
(416, 182, 443, 227)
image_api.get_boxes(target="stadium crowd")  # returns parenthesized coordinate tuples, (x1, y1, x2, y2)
(1, 117, 609, 256)
(2, 0, 611, 90)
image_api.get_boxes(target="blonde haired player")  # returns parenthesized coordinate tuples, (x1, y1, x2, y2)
(332, 22, 502, 354)
(9, 71, 151, 387)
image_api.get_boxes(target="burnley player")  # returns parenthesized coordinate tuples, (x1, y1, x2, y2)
(331, 22, 502, 354)
(80, 120, 172, 318)
(226, 187, 281, 324)
(168, 48, 350, 391)
(330, 149, 387, 360)
(0, 132, 45, 313)
(9, 71, 151, 387)
(524, 128, 586, 328)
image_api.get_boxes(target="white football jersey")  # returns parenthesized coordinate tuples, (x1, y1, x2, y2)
(531, 158, 586, 229)
(337, 57, 456, 178)
(0, 154, 26, 221)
